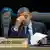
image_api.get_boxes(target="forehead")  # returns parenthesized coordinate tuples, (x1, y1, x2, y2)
(20, 12, 30, 15)
(24, 12, 30, 14)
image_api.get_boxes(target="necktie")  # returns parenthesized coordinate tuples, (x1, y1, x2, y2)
(25, 26, 31, 44)
(25, 26, 29, 37)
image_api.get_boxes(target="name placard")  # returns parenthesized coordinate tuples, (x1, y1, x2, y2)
(0, 38, 28, 48)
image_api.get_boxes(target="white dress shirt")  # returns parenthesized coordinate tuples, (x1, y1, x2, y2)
(28, 20, 33, 36)
(24, 20, 33, 36)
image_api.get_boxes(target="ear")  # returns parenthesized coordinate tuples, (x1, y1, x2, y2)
(29, 12, 32, 19)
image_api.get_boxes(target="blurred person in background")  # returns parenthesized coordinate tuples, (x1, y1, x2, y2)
(1, 7, 13, 37)
(9, 7, 47, 45)
(1, 7, 16, 37)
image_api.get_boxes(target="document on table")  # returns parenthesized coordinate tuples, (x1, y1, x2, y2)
(30, 32, 47, 45)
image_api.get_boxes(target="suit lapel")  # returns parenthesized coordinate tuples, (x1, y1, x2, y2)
(32, 21, 35, 34)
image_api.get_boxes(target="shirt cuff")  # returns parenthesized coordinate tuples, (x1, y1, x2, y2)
(14, 28, 18, 31)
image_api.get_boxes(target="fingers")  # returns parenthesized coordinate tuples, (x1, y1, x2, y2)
(16, 16, 26, 23)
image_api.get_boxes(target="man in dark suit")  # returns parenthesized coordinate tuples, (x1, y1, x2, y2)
(8, 7, 47, 45)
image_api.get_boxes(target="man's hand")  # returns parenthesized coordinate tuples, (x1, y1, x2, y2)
(14, 15, 26, 31)
(16, 15, 26, 25)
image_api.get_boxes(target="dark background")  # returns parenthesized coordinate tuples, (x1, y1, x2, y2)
(0, 0, 50, 12)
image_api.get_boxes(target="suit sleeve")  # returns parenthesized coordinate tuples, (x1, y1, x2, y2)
(8, 25, 19, 38)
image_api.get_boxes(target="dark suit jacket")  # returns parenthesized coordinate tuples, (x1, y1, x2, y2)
(8, 21, 47, 38)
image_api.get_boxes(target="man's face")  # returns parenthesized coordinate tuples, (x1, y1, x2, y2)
(19, 12, 32, 25)
(21, 12, 32, 25)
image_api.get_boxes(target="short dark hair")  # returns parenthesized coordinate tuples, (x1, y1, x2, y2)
(17, 7, 30, 15)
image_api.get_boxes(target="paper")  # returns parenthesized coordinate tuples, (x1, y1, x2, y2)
(30, 32, 47, 45)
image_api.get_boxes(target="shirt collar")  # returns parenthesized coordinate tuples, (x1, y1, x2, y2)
(28, 20, 32, 27)
(24, 20, 32, 27)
